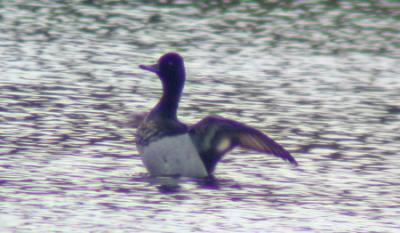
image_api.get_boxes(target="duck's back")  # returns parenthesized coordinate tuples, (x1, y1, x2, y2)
(141, 134, 208, 178)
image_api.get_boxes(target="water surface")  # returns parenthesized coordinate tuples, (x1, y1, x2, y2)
(1, 1, 399, 232)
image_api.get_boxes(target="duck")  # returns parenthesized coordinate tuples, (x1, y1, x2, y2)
(136, 52, 298, 178)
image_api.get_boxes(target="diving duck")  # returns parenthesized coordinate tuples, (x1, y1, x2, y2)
(136, 52, 297, 178)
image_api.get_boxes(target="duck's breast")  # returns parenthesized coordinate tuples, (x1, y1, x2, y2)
(141, 134, 208, 178)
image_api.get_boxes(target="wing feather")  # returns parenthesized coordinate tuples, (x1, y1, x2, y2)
(238, 131, 298, 165)
(190, 116, 298, 168)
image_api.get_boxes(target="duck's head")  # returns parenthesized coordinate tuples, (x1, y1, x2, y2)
(139, 52, 185, 91)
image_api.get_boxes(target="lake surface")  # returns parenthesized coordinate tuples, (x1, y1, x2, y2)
(1, 1, 399, 232)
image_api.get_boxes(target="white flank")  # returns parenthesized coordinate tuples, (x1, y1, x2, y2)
(141, 134, 208, 178)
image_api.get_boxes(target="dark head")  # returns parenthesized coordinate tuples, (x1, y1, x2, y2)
(139, 52, 186, 119)
(139, 52, 185, 93)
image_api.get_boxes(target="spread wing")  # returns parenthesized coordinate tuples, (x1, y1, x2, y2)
(189, 116, 297, 173)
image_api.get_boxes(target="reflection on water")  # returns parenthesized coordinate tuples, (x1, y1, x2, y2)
(1, 0, 399, 232)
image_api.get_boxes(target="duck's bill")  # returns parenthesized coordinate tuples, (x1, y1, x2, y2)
(139, 63, 159, 74)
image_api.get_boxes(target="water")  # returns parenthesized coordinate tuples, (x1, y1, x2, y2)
(1, 0, 399, 232)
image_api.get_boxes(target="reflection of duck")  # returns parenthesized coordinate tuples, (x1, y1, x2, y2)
(136, 52, 298, 178)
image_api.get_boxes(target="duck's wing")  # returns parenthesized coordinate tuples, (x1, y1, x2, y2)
(189, 116, 297, 173)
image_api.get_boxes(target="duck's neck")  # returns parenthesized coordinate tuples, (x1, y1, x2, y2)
(151, 83, 183, 119)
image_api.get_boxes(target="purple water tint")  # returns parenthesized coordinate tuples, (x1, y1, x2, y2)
(1, 0, 400, 232)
